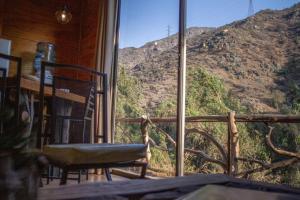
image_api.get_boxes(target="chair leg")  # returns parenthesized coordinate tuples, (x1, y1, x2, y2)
(39, 177, 44, 187)
(50, 165, 54, 181)
(46, 166, 50, 185)
(86, 169, 89, 180)
(60, 168, 68, 185)
(82, 120, 86, 143)
(78, 170, 81, 183)
(140, 163, 148, 178)
(104, 168, 112, 181)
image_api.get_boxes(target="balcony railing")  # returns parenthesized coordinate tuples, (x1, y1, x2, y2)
(116, 112, 300, 184)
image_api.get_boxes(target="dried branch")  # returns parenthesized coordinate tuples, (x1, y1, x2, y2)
(236, 157, 268, 168)
(185, 148, 227, 169)
(147, 118, 176, 146)
(235, 126, 300, 177)
(266, 126, 300, 159)
(186, 128, 227, 162)
(147, 119, 227, 170)
(148, 137, 169, 152)
(235, 158, 299, 178)
(148, 166, 174, 175)
(116, 124, 134, 143)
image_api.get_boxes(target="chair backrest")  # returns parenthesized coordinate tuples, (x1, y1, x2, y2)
(37, 62, 108, 148)
(0, 53, 22, 129)
(49, 75, 96, 144)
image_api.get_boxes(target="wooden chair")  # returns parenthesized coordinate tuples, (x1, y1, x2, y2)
(45, 76, 96, 183)
(51, 76, 96, 144)
(38, 62, 148, 185)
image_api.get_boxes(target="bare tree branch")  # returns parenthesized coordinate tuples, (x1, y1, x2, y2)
(148, 166, 174, 175)
(186, 128, 227, 162)
(235, 126, 300, 177)
(116, 124, 134, 143)
(148, 118, 176, 146)
(147, 119, 227, 170)
(235, 158, 299, 177)
(185, 148, 227, 169)
(266, 126, 300, 159)
(236, 157, 268, 168)
(148, 137, 169, 152)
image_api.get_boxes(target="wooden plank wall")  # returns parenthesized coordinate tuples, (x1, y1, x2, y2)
(78, 0, 101, 69)
(0, 0, 82, 75)
(0, 0, 4, 35)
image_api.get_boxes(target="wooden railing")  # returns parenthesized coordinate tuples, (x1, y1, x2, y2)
(118, 114, 300, 123)
(117, 113, 300, 177)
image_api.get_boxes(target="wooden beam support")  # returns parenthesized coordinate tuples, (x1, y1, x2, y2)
(141, 115, 151, 163)
(229, 111, 239, 174)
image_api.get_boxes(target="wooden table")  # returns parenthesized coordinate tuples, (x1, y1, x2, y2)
(21, 77, 86, 143)
(13, 77, 86, 104)
(1, 77, 86, 104)
(1, 77, 86, 137)
(38, 174, 300, 200)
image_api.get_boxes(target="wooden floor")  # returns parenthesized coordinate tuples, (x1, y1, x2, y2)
(38, 174, 300, 200)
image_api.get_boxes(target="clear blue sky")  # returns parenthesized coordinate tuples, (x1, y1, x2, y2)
(120, 0, 300, 48)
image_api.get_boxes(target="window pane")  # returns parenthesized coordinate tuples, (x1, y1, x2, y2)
(116, 0, 179, 177)
(186, 0, 300, 186)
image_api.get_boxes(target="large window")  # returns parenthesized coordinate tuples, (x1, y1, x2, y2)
(114, 0, 300, 185)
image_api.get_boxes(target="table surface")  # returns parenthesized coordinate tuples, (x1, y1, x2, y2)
(2, 77, 86, 104)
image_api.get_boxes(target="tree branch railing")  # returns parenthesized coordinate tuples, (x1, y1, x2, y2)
(116, 113, 300, 177)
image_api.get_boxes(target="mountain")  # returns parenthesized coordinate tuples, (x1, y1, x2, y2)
(119, 4, 300, 113)
(119, 27, 213, 72)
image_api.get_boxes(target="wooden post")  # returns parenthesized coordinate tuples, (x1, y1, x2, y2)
(141, 115, 151, 163)
(228, 111, 239, 175)
(227, 113, 232, 175)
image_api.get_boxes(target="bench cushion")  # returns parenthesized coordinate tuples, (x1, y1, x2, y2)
(43, 143, 147, 166)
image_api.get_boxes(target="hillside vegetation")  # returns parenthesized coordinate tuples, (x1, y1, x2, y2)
(119, 4, 300, 113)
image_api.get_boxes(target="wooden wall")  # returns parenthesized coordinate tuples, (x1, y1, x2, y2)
(0, 0, 101, 75)
(78, 0, 101, 68)
(0, 0, 4, 35)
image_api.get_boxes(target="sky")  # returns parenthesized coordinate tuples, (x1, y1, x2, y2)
(120, 0, 300, 48)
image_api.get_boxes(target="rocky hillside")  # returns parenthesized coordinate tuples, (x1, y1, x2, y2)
(119, 3, 300, 113)
(119, 27, 213, 71)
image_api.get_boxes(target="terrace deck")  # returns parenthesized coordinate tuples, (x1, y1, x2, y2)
(38, 174, 300, 200)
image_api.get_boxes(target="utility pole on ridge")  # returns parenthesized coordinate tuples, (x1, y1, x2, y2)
(248, 0, 255, 16)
